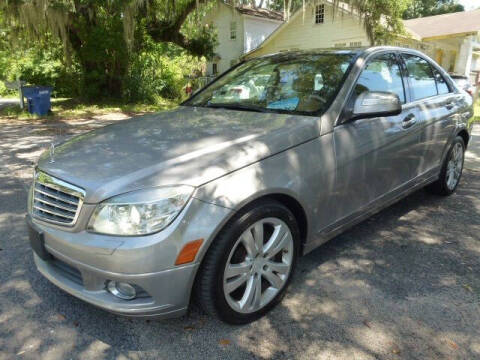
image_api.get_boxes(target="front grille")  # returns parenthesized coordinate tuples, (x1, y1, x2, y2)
(32, 171, 85, 226)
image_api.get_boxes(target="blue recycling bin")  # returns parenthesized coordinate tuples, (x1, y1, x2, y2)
(21, 86, 53, 116)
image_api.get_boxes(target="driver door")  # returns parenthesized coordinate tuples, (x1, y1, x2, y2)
(331, 52, 422, 222)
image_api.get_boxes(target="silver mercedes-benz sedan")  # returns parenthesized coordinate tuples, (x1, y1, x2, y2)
(27, 47, 474, 324)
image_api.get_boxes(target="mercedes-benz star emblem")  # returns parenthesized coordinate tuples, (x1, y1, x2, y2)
(49, 142, 55, 163)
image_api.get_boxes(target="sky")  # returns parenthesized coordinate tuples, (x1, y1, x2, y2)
(458, 0, 479, 10)
(253, 0, 479, 10)
(253, 0, 478, 11)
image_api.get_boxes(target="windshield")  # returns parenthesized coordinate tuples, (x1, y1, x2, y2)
(185, 53, 355, 115)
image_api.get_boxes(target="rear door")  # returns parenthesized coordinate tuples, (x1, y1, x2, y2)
(400, 53, 457, 175)
(332, 52, 422, 222)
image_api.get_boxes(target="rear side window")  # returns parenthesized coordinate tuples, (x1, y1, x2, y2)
(433, 68, 450, 95)
(354, 53, 405, 103)
(403, 54, 438, 100)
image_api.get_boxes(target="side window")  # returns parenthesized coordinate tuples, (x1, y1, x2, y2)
(432, 68, 450, 95)
(403, 54, 438, 100)
(354, 53, 405, 103)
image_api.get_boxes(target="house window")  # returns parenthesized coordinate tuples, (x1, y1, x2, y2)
(230, 22, 237, 40)
(315, 4, 325, 24)
(334, 43, 346, 48)
(349, 41, 362, 47)
(212, 63, 218, 74)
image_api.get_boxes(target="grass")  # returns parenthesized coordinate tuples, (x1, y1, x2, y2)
(0, 97, 178, 121)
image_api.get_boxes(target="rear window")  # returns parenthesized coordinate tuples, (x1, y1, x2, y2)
(452, 78, 469, 88)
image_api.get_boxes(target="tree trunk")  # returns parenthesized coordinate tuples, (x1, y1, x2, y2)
(68, 17, 128, 100)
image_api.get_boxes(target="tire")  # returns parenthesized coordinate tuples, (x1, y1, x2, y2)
(427, 136, 465, 196)
(194, 200, 300, 324)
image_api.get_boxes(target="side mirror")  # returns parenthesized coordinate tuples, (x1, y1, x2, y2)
(351, 91, 402, 120)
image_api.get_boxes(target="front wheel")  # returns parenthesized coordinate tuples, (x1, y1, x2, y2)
(427, 136, 465, 196)
(194, 200, 300, 324)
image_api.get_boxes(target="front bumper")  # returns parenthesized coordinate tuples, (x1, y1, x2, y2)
(29, 197, 232, 318)
(34, 252, 197, 318)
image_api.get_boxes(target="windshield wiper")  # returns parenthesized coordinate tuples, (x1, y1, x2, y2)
(204, 103, 268, 113)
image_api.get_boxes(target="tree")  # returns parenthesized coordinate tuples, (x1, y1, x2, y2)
(265, 0, 303, 20)
(1, 0, 414, 98)
(1, 0, 217, 98)
(403, 0, 464, 19)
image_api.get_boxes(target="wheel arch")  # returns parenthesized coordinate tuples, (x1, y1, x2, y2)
(456, 129, 470, 149)
(197, 191, 309, 266)
(250, 193, 309, 251)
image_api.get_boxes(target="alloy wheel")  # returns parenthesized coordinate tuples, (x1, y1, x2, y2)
(446, 142, 464, 190)
(223, 217, 294, 314)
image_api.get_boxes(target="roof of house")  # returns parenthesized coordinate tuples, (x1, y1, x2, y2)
(403, 9, 480, 39)
(235, 6, 284, 22)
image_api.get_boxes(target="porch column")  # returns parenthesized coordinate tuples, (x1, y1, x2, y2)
(454, 36, 473, 76)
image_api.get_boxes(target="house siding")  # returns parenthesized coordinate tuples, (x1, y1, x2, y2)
(243, 16, 281, 53)
(205, 2, 245, 75)
(204, 2, 282, 76)
(248, 2, 369, 57)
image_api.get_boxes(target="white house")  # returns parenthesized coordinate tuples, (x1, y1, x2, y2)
(245, 2, 480, 84)
(204, 1, 283, 76)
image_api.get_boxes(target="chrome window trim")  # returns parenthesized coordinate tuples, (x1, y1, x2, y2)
(32, 171, 86, 226)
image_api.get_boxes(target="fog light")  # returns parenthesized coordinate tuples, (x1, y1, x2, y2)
(107, 281, 137, 300)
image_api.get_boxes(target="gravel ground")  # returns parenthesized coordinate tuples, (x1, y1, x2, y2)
(0, 116, 479, 360)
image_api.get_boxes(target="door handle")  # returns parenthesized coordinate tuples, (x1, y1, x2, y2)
(402, 114, 416, 129)
(445, 102, 454, 110)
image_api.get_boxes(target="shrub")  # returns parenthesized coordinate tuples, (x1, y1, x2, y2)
(0, 35, 205, 103)
(0, 43, 82, 97)
(124, 42, 205, 103)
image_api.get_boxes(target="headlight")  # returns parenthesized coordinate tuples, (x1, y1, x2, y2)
(87, 186, 194, 236)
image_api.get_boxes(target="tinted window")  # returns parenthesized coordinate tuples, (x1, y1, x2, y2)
(433, 68, 450, 95)
(403, 54, 438, 100)
(354, 54, 405, 103)
(186, 54, 355, 115)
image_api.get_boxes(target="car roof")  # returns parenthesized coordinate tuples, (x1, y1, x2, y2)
(255, 48, 363, 61)
(254, 46, 429, 61)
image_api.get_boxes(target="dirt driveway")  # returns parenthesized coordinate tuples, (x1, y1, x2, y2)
(1, 116, 479, 360)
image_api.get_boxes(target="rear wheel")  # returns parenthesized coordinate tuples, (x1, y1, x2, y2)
(194, 200, 300, 324)
(427, 136, 465, 195)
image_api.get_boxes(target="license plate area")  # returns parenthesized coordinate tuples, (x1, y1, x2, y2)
(27, 216, 51, 261)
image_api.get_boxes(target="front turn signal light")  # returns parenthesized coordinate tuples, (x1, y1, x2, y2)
(175, 239, 204, 265)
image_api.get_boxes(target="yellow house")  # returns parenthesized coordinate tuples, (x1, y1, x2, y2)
(245, 1, 369, 55)
(403, 10, 480, 79)
(245, 2, 480, 83)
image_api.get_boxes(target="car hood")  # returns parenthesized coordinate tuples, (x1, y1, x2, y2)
(37, 106, 320, 203)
